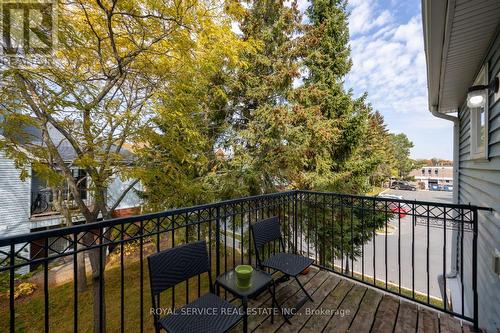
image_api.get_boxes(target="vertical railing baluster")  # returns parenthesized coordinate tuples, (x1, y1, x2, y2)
(350, 197, 354, 278)
(240, 209, 244, 265)
(140, 221, 144, 333)
(398, 202, 401, 294)
(156, 218, 161, 311)
(209, 209, 213, 287)
(172, 221, 175, 308)
(373, 199, 376, 286)
(186, 212, 190, 303)
(215, 206, 221, 295)
(361, 198, 365, 281)
(73, 233, 78, 333)
(412, 202, 415, 300)
(340, 197, 344, 275)
(44, 237, 49, 332)
(9, 244, 15, 333)
(232, 207, 236, 269)
(223, 208, 227, 299)
(443, 207, 447, 310)
(307, 194, 310, 259)
(99, 227, 104, 333)
(384, 200, 388, 289)
(299, 192, 303, 255)
(331, 195, 335, 272)
(460, 208, 464, 316)
(120, 224, 125, 333)
(322, 194, 326, 267)
(314, 194, 317, 264)
(472, 207, 478, 330)
(427, 204, 430, 304)
(292, 193, 296, 254)
(197, 210, 201, 297)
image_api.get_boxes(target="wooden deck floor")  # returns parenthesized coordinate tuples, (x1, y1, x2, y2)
(229, 267, 476, 333)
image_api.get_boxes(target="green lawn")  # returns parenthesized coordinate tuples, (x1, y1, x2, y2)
(365, 186, 386, 196)
(0, 246, 240, 333)
(1, 244, 442, 332)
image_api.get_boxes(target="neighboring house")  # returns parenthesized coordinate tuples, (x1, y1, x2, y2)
(409, 166, 453, 190)
(0, 125, 142, 262)
(422, 1, 500, 332)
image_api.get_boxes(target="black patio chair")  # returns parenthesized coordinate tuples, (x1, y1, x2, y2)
(147, 240, 241, 333)
(250, 216, 314, 304)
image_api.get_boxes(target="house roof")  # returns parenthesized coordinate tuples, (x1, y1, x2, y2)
(422, 0, 500, 114)
(3, 122, 134, 163)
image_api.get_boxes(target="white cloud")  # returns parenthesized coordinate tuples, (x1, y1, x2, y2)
(348, 0, 393, 36)
(345, 1, 453, 159)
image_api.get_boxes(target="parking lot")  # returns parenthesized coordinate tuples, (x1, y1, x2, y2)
(384, 188, 452, 203)
(345, 189, 454, 298)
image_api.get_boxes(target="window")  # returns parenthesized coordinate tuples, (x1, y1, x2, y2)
(61, 168, 88, 200)
(469, 65, 489, 160)
(434, 169, 438, 175)
(421, 169, 425, 175)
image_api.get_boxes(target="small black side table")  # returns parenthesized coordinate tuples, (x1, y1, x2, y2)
(216, 268, 285, 333)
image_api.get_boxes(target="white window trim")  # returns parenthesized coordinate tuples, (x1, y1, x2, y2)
(469, 65, 489, 161)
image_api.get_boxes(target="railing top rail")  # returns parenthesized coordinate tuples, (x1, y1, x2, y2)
(0, 190, 296, 246)
(297, 190, 492, 211)
(0, 189, 490, 247)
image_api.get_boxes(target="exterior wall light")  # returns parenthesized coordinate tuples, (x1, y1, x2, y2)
(467, 77, 499, 108)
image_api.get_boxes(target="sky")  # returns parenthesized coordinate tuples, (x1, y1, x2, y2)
(297, 0, 454, 160)
(345, 0, 453, 160)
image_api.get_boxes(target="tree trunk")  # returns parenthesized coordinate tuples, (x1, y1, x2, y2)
(85, 232, 107, 333)
(53, 189, 88, 291)
(76, 241, 88, 292)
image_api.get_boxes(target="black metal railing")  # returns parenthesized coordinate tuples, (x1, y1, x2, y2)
(0, 190, 485, 332)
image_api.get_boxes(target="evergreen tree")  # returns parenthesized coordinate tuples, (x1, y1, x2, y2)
(221, 0, 303, 196)
(292, 0, 387, 268)
(292, 0, 367, 192)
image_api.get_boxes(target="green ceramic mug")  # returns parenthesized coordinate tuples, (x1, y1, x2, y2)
(235, 265, 253, 288)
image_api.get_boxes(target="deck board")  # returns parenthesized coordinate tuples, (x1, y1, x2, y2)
(394, 301, 418, 333)
(371, 295, 400, 333)
(299, 279, 354, 332)
(229, 268, 469, 333)
(347, 288, 383, 332)
(284, 274, 341, 333)
(440, 314, 464, 333)
(254, 270, 329, 333)
(248, 269, 318, 332)
(417, 307, 440, 333)
(323, 284, 366, 332)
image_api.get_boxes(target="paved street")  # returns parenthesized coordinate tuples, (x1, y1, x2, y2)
(344, 189, 454, 298)
(221, 189, 455, 299)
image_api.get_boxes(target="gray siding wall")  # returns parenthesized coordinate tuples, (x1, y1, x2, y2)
(0, 151, 31, 269)
(0, 151, 31, 237)
(458, 31, 500, 333)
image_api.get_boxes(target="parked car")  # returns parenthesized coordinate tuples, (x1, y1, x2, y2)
(377, 193, 408, 218)
(430, 184, 443, 191)
(390, 180, 416, 191)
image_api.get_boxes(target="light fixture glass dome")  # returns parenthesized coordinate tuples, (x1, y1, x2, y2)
(467, 89, 486, 108)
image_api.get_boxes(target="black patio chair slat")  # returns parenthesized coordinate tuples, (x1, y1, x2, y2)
(147, 240, 241, 333)
(250, 217, 314, 304)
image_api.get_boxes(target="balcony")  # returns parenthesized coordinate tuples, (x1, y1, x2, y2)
(0, 191, 482, 332)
